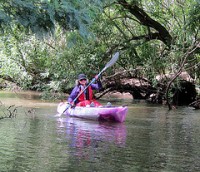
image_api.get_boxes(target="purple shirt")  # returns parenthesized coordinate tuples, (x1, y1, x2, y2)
(68, 82, 102, 103)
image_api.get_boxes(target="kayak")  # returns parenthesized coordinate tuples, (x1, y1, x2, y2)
(57, 102, 128, 123)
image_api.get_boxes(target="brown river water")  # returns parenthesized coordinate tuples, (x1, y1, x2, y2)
(0, 91, 200, 172)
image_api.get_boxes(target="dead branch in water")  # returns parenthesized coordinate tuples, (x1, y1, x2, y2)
(189, 99, 200, 109)
(0, 101, 37, 120)
(0, 103, 19, 120)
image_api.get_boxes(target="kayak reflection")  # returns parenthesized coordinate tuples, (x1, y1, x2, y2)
(56, 117, 127, 148)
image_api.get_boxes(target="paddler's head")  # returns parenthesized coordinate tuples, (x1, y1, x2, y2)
(78, 74, 87, 85)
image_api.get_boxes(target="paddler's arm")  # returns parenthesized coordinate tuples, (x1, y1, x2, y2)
(67, 86, 79, 104)
(91, 75, 102, 90)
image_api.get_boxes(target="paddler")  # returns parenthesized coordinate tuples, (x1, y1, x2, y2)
(67, 73, 102, 107)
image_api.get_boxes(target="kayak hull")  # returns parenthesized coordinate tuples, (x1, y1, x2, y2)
(57, 102, 128, 122)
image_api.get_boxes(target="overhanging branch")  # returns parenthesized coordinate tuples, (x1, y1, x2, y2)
(117, 0, 172, 46)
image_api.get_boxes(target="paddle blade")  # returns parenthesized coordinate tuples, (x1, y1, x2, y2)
(55, 102, 71, 117)
(104, 52, 119, 70)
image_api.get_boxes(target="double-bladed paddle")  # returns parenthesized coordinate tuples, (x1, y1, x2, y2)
(56, 52, 119, 117)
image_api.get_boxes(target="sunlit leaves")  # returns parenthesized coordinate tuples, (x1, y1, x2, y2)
(0, 0, 105, 38)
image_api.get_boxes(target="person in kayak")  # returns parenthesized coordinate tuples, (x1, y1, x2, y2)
(68, 73, 102, 107)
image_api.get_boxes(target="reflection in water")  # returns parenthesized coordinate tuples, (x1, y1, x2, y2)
(56, 117, 127, 159)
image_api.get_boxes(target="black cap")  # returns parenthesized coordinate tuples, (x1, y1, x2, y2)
(78, 74, 87, 81)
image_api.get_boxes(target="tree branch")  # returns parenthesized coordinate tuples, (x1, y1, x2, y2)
(117, 0, 172, 46)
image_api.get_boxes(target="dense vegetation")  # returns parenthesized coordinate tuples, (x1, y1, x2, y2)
(0, 0, 199, 109)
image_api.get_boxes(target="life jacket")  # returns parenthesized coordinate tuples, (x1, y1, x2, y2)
(78, 85, 93, 102)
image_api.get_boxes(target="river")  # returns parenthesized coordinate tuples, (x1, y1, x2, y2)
(0, 91, 200, 172)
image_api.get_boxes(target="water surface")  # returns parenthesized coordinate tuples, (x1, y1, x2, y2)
(0, 91, 200, 172)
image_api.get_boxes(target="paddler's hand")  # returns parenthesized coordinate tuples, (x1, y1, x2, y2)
(68, 102, 75, 108)
(95, 75, 99, 80)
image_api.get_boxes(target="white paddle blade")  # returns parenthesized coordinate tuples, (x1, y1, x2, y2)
(54, 113, 62, 117)
(55, 102, 70, 117)
(104, 52, 119, 69)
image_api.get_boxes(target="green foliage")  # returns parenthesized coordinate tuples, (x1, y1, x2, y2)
(188, 0, 200, 32)
(0, 0, 105, 38)
(0, 0, 199, 98)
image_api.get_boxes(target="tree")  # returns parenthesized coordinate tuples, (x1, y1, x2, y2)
(94, 0, 200, 108)
(0, 0, 199, 108)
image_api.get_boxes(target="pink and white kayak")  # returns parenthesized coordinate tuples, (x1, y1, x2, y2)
(57, 102, 128, 122)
